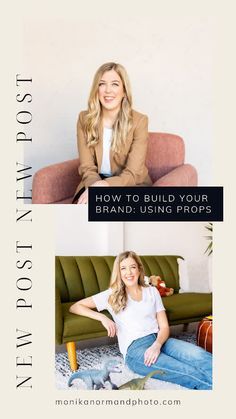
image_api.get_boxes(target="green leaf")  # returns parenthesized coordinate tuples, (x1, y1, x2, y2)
(204, 223, 213, 255)
(204, 241, 213, 255)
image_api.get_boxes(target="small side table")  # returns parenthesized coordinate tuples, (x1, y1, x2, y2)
(197, 315, 212, 353)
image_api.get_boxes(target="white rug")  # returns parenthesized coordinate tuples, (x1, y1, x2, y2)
(55, 332, 196, 391)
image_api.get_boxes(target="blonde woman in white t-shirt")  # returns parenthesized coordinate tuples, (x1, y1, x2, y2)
(72, 63, 152, 204)
(69, 251, 212, 390)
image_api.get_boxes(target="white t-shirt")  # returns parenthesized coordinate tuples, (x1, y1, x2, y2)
(92, 286, 165, 359)
(100, 127, 112, 176)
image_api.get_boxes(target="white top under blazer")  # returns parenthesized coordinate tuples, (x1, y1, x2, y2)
(100, 127, 112, 176)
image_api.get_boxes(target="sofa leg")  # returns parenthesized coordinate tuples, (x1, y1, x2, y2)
(183, 323, 189, 332)
(66, 342, 78, 371)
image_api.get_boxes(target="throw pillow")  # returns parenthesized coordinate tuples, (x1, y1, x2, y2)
(177, 258, 190, 293)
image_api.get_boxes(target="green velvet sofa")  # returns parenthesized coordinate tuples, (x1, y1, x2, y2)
(55, 255, 212, 371)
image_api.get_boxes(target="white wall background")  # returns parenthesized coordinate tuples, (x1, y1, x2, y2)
(124, 222, 211, 292)
(55, 207, 211, 292)
(55, 206, 124, 256)
(18, 13, 214, 188)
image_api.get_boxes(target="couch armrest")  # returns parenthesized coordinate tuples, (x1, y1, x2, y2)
(153, 164, 198, 186)
(55, 287, 64, 345)
(32, 159, 81, 204)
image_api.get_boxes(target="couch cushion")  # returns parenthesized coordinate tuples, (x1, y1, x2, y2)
(62, 303, 112, 340)
(62, 293, 212, 341)
(163, 293, 212, 322)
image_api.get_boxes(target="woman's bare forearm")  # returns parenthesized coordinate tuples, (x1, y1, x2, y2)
(69, 302, 105, 322)
(154, 325, 170, 348)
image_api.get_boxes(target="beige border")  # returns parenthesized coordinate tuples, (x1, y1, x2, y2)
(2, 1, 236, 417)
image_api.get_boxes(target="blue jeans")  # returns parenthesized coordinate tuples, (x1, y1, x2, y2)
(125, 334, 212, 390)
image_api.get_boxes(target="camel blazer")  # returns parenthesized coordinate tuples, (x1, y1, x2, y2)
(73, 109, 152, 197)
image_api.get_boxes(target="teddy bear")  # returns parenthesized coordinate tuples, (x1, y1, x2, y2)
(149, 275, 174, 297)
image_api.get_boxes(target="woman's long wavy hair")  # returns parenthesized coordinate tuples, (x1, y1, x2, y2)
(84, 62, 133, 154)
(108, 251, 147, 314)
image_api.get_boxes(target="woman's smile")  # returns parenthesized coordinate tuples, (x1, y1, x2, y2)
(125, 277, 135, 284)
(125, 275, 135, 280)
(104, 96, 115, 103)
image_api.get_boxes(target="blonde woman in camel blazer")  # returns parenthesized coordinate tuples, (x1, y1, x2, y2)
(73, 62, 152, 204)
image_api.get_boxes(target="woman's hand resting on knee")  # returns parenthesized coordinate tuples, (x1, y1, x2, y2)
(77, 180, 109, 204)
(144, 341, 162, 367)
(77, 189, 88, 204)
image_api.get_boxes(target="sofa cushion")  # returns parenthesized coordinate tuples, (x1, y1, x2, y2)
(62, 293, 212, 341)
(62, 303, 112, 340)
(162, 293, 212, 322)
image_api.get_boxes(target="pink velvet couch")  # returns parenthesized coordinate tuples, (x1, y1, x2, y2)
(32, 132, 198, 204)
